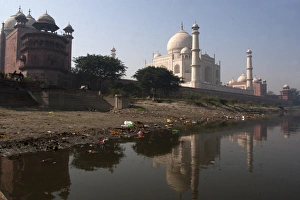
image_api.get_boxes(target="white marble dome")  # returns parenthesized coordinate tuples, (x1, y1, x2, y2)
(153, 52, 161, 58)
(167, 29, 192, 54)
(192, 23, 199, 28)
(237, 73, 247, 82)
(228, 78, 236, 85)
(253, 76, 258, 83)
(283, 84, 290, 89)
(180, 47, 191, 54)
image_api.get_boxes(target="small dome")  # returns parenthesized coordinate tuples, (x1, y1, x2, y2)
(36, 12, 56, 25)
(167, 28, 192, 54)
(33, 12, 59, 32)
(247, 49, 252, 54)
(153, 52, 161, 58)
(237, 73, 247, 82)
(192, 23, 199, 28)
(15, 12, 27, 21)
(180, 47, 191, 54)
(63, 23, 74, 33)
(26, 12, 36, 29)
(228, 78, 236, 85)
(283, 84, 290, 90)
(253, 76, 259, 83)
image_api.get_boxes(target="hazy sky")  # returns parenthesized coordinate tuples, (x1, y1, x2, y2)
(1, 0, 299, 94)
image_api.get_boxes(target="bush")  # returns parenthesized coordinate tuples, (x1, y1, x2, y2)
(0, 71, 4, 79)
(228, 98, 238, 105)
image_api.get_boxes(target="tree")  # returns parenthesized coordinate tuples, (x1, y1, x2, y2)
(72, 54, 127, 90)
(267, 91, 275, 95)
(290, 88, 300, 105)
(132, 66, 183, 98)
(109, 82, 142, 97)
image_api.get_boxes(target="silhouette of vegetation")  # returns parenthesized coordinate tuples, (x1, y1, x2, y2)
(70, 142, 125, 173)
(132, 66, 183, 99)
(290, 88, 300, 105)
(72, 54, 127, 91)
(109, 82, 142, 97)
(132, 129, 180, 157)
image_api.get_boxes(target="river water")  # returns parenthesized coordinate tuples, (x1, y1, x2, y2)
(0, 116, 300, 200)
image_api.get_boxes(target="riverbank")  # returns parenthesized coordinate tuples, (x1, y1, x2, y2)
(0, 100, 293, 156)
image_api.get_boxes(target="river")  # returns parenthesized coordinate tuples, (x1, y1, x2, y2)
(0, 115, 299, 200)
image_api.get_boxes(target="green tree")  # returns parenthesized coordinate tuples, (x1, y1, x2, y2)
(290, 88, 300, 105)
(72, 54, 127, 90)
(109, 82, 141, 97)
(267, 91, 275, 95)
(132, 66, 183, 99)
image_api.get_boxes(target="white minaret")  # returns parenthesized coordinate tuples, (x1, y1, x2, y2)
(191, 23, 200, 88)
(246, 49, 253, 89)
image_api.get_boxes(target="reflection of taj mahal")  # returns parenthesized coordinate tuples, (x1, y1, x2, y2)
(152, 133, 221, 198)
(152, 123, 268, 197)
(148, 23, 267, 97)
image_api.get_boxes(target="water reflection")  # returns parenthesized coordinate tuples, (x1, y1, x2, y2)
(151, 116, 300, 198)
(132, 129, 179, 157)
(0, 149, 70, 200)
(228, 123, 267, 172)
(0, 116, 299, 199)
(280, 116, 300, 138)
(70, 142, 125, 173)
(152, 133, 221, 199)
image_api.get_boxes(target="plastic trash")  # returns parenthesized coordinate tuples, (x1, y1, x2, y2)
(137, 131, 143, 135)
(124, 121, 134, 127)
(166, 119, 172, 123)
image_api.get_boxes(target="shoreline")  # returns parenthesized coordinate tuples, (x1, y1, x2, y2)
(0, 100, 292, 156)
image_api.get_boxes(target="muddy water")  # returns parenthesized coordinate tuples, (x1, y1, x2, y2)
(0, 116, 300, 200)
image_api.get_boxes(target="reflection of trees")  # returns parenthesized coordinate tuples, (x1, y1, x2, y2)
(71, 142, 125, 173)
(132, 129, 180, 157)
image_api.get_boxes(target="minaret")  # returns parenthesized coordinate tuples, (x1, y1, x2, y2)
(191, 22, 200, 88)
(63, 23, 74, 71)
(246, 49, 253, 90)
(111, 47, 116, 58)
(0, 22, 6, 72)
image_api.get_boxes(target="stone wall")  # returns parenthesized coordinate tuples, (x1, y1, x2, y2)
(29, 89, 113, 111)
(178, 87, 293, 106)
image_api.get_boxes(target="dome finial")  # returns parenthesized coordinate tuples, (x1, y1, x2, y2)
(181, 21, 183, 30)
(29, 9, 31, 15)
(19, 5, 21, 12)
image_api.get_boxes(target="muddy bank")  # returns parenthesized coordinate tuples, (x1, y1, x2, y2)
(0, 100, 286, 156)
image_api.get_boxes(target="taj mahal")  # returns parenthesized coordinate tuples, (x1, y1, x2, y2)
(147, 23, 267, 97)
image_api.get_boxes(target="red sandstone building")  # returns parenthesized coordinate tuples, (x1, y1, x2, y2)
(0, 8, 74, 87)
(279, 84, 293, 101)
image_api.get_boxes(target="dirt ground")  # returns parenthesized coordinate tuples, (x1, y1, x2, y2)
(0, 100, 285, 156)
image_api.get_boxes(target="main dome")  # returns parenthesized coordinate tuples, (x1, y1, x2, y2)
(167, 29, 192, 54)
(3, 11, 21, 34)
